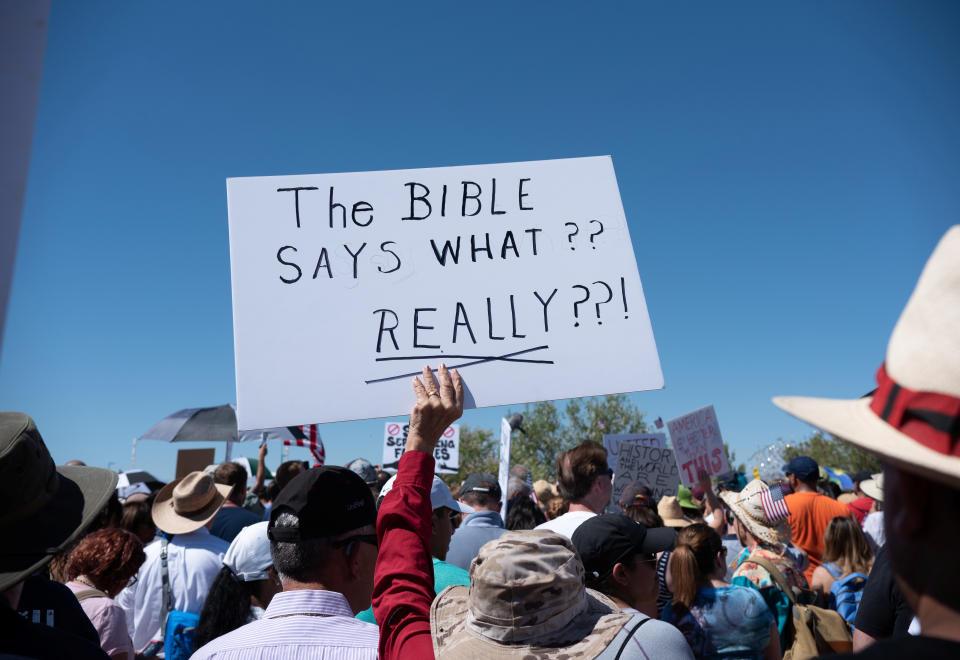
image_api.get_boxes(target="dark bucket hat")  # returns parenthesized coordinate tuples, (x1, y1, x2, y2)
(0, 412, 118, 591)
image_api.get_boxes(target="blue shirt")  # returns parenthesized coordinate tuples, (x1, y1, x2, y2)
(661, 585, 773, 659)
(355, 558, 469, 624)
(191, 589, 378, 659)
(446, 509, 507, 571)
(210, 505, 263, 543)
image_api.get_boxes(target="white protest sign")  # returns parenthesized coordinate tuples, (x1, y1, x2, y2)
(666, 405, 730, 486)
(603, 433, 665, 471)
(611, 442, 680, 510)
(381, 422, 459, 474)
(228, 156, 663, 430)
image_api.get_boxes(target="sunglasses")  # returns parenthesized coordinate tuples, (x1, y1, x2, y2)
(331, 534, 379, 552)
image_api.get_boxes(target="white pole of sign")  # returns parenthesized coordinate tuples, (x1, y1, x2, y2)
(131, 437, 137, 469)
(498, 418, 512, 520)
(225, 440, 233, 462)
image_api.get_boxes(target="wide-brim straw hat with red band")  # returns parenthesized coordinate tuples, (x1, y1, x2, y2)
(774, 226, 960, 489)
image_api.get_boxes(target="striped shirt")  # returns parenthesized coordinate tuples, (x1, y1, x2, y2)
(191, 589, 378, 660)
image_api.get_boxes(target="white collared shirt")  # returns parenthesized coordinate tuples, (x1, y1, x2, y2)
(191, 589, 378, 660)
(115, 527, 228, 651)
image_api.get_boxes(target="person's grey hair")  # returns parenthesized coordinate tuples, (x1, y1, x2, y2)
(508, 476, 531, 500)
(269, 511, 332, 583)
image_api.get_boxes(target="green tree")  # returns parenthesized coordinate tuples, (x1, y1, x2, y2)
(439, 426, 497, 491)
(724, 442, 746, 474)
(780, 431, 882, 474)
(510, 394, 647, 482)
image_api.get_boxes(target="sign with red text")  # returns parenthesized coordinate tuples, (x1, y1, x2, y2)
(228, 156, 662, 429)
(611, 442, 680, 511)
(667, 405, 729, 486)
(382, 422, 459, 474)
(603, 433, 666, 471)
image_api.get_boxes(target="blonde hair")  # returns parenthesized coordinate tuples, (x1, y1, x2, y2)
(822, 515, 873, 576)
(670, 523, 723, 609)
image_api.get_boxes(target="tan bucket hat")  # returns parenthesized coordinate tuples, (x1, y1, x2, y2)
(657, 495, 691, 528)
(152, 471, 231, 534)
(431, 530, 633, 658)
(774, 227, 960, 489)
(719, 480, 789, 546)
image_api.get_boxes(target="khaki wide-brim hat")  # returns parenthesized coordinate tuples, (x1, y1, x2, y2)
(774, 227, 960, 490)
(657, 495, 691, 528)
(152, 471, 231, 534)
(431, 530, 632, 659)
(719, 480, 788, 546)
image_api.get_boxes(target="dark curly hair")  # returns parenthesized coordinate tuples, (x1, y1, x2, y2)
(66, 528, 145, 591)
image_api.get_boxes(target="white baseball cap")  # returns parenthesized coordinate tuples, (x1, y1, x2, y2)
(379, 474, 474, 514)
(223, 521, 273, 582)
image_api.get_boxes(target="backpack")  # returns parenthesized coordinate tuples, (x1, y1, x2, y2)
(747, 555, 852, 660)
(161, 537, 200, 660)
(823, 562, 868, 624)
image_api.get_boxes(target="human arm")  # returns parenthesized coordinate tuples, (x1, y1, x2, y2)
(763, 621, 782, 660)
(810, 565, 833, 605)
(373, 365, 463, 660)
(253, 441, 268, 494)
(852, 627, 877, 652)
(697, 472, 725, 534)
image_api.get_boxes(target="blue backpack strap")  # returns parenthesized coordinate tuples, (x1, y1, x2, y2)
(823, 561, 842, 578)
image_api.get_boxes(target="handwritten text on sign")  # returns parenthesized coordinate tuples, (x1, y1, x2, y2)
(611, 443, 680, 511)
(228, 157, 662, 429)
(666, 405, 730, 486)
(603, 433, 666, 471)
(382, 422, 459, 474)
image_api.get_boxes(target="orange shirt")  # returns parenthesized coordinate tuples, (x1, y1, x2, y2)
(784, 491, 853, 584)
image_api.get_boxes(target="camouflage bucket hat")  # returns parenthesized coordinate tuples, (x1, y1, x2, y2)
(431, 530, 633, 658)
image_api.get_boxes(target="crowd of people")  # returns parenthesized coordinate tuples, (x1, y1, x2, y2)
(2, 226, 960, 658)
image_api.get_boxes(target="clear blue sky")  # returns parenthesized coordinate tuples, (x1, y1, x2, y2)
(2, 1, 958, 482)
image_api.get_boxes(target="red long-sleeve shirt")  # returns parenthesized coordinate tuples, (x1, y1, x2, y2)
(372, 450, 436, 660)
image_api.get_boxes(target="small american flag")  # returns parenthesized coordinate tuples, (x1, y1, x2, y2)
(761, 481, 790, 522)
(283, 424, 325, 466)
(654, 417, 664, 429)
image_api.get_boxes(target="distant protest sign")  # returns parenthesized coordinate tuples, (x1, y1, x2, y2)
(611, 442, 680, 510)
(382, 422, 459, 474)
(603, 433, 665, 471)
(228, 156, 662, 430)
(666, 405, 730, 486)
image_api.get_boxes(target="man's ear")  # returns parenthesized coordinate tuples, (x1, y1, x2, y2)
(611, 562, 630, 587)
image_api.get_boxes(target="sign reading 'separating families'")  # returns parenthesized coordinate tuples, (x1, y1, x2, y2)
(382, 422, 459, 474)
(603, 433, 666, 471)
(611, 442, 680, 511)
(666, 405, 730, 486)
(228, 157, 662, 429)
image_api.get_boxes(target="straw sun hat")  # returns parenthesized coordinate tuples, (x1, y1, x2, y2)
(152, 471, 232, 534)
(719, 480, 788, 546)
(774, 227, 960, 489)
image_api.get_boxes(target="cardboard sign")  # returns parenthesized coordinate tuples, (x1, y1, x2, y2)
(666, 405, 730, 486)
(611, 443, 680, 510)
(175, 448, 216, 480)
(228, 156, 663, 429)
(382, 422, 459, 474)
(603, 433, 665, 471)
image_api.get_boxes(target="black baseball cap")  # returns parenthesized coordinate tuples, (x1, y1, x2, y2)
(571, 514, 676, 587)
(268, 466, 376, 542)
(461, 473, 502, 501)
